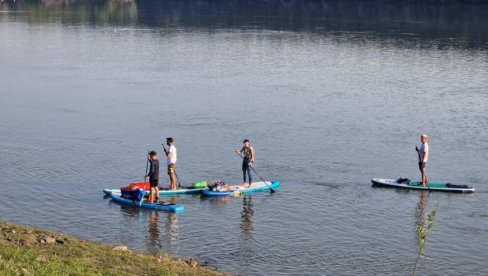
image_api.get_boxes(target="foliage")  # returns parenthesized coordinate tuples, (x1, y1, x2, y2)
(0, 220, 222, 276)
(412, 201, 439, 276)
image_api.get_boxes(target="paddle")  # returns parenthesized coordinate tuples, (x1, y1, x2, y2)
(235, 152, 275, 193)
(144, 151, 149, 191)
(143, 150, 154, 202)
(162, 143, 182, 188)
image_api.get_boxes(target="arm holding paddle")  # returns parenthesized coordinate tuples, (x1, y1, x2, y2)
(236, 147, 254, 166)
(162, 144, 169, 154)
(415, 146, 428, 163)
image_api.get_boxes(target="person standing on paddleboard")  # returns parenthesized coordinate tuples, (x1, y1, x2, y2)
(165, 137, 178, 191)
(144, 151, 159, 203)
(416, 134, 429, 187)
(236, 139, 255, 187)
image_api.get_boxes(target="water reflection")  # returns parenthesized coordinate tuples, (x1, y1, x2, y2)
(241, 195, 254, 234)
(238, 195, 255, 275)
(109, 198, 180, 255)
(147, 211, 161, 254)
(415, 191, 429, 245)
(1, 0, 487, 47)
(157, 196, 179, 249)
(165, 211, 179, 246)
(1, 0, 138, 25)
(117, 203, 143, 221)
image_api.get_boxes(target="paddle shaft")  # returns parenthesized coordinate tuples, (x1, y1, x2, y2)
(236, 152, 275, 193)
(145, 151, 149, 190)
(162, 144, 182, 187)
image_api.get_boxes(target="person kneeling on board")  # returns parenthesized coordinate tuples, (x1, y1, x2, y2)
(144, 151, 160, 203)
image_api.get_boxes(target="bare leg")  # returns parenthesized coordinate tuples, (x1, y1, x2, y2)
(149, 187, 155, 203)
(424, 169, 428, 186)
(170, 173, 176, 190)
(421, 167, 427, 186)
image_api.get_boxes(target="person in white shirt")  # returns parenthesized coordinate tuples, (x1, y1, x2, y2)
(165, 137, 178, 190)
(415, 134, 429, 186)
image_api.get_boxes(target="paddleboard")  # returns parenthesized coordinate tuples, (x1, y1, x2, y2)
(371, 178, 475, 193)
(109, 191, 184, 212)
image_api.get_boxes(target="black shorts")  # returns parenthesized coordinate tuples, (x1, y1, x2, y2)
(149, 179, 158, 188)
(418, 162, 426, 171)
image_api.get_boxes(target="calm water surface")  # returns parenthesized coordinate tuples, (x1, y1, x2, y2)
(1, 1, 488, 275)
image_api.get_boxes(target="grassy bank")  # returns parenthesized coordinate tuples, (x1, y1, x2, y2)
(0, 220, 223, 275)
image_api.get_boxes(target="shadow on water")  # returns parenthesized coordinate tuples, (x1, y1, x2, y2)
(1, 0, 488, 48)
(308, 181, 342, 189)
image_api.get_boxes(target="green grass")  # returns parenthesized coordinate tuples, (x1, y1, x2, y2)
(0, 220, 224, 275)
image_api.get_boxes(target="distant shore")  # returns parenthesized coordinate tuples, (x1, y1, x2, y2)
(2, 0, 487, 44)
(0, 220, 223, 275)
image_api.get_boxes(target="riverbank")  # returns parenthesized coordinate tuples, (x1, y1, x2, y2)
(0, 220, 223, 275)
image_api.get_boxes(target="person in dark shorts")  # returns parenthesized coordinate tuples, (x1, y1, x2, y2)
(145, 151, 160, 203)
(236, 139, 255, 187)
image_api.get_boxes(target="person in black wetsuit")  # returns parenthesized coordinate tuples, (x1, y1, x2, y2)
(236, 139, 255, 187)
(144, 151, 159, 203)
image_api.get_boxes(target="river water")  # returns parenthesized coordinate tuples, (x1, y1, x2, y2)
(1, 1, 488, 275)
